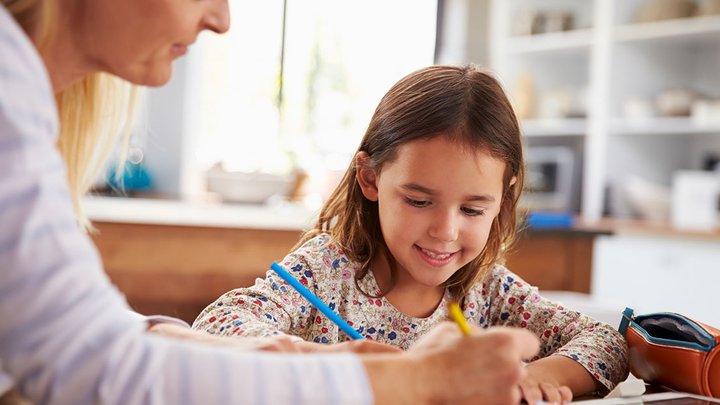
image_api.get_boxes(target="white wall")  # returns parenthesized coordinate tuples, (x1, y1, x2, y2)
(436, 0, 490, 65)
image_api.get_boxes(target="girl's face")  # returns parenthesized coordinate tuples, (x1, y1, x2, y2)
(358, 136, 507, 291)
(67, 0, 229, 86)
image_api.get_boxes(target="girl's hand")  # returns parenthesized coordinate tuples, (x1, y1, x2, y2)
(521, 355, 602, 404)
(518, 372, 573, 405)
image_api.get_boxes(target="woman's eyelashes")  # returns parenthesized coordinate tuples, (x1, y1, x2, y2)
(403, 197, 486, 216)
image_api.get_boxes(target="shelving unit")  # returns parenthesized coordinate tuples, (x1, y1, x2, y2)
(613, 14, 720, 44)
(611, 117, 720, 136)
(522, 118, 588, 137)
(505, 29, 594, 54)
(489, 0, 720, 223)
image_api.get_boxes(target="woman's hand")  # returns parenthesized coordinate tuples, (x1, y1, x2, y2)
(147, 322, 303, 352)
(149, 323, 402, 354)
(362, 322, 540, 405)
(294, 339, 403, 354)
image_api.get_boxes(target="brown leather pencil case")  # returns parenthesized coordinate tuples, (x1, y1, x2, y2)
(619, 307, 720, 397)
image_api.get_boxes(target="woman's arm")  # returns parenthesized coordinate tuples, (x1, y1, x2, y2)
(0, 8, 373, 403)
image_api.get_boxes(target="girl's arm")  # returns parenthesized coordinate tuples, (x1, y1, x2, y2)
(192, 265, 310, 340)
(480, 265, 629, 394)
(192, 242, 333, 341)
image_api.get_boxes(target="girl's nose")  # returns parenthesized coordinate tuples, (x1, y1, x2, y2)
(204, 0, 230, 34)
(428, 211, 459, 242)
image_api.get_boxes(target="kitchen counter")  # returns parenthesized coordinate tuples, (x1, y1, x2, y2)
(87, 196, 717, 324)
(83, 195, 317, 231)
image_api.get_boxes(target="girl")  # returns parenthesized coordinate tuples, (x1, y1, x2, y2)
(194, 64, 628, 404)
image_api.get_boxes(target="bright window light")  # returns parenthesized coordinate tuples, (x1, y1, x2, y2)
(187, 0, 437, 198)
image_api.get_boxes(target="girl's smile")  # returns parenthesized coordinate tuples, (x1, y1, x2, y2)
(415, 245, 458, 267)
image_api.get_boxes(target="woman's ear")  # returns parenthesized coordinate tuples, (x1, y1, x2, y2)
(509, 176, 517, 187)
(355, 152, 379, 201)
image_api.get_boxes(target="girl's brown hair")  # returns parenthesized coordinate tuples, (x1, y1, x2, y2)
(298, 64, 524, 300)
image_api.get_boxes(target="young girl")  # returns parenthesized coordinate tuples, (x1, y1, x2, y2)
(194, 64, 629, 403)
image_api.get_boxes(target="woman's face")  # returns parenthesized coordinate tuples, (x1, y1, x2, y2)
(70, 0, 229, 86)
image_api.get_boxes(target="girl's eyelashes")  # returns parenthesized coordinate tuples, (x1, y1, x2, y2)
(461, 207, 486, 217)
(404, 196, 486, 216)
(404, 197, 431, 208)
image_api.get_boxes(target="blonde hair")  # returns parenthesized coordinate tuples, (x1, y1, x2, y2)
(4, 0, 140, 229)
(56, 76, 139, 229)
(299, 65, 524, 301)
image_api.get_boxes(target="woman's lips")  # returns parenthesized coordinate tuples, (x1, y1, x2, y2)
(171, 44, 189, 57)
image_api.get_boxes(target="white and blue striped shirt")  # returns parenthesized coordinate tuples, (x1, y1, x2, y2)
(0, 6, 372, 404)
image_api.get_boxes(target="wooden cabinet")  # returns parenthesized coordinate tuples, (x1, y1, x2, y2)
(505, 230, 596, 294)
(92, 221, 602, 324)
(91, 221, 302, 324)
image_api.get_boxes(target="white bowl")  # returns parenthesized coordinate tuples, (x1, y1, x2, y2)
(623, 175, 671, 223)
(206, 170, 294, 204)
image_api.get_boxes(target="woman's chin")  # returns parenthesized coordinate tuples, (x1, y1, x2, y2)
(139, 69, 173, 87)
(116, 64, 173, 87)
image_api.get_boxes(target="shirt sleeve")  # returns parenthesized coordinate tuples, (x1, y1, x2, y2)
(0, 6, 372, 404)
(480, 265, 629, 391)
(192, 238, 327, 342)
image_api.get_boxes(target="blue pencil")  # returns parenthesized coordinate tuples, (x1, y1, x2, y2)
(270, 261, 364, 340)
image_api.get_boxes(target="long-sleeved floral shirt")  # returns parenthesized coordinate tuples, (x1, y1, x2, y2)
(193, 234, 629, 390)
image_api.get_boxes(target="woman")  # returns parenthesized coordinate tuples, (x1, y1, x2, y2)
(0, 0, 539, 403)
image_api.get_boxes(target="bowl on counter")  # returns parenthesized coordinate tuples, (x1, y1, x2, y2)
(206, 169, 294, 204)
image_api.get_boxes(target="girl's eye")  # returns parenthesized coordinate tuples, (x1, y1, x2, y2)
(461, 207, 485, 217)
(404, 197, 430, 208)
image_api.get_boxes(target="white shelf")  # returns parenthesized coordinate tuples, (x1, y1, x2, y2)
(506, 29, 594, 55)
(614, 15, 720, 45)
(611, 117, 720, 136)
(521, 119, 587, 136)
(490, 0, 720, 222)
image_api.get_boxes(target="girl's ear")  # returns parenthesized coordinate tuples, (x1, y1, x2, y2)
(509, 176, 517, 187)
(355, 151, 379, 201)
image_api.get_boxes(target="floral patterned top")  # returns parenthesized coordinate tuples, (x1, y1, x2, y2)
(193, 234, 629, 390)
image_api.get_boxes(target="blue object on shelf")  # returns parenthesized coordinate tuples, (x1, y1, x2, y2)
(527, 211, 573, 229)
(107, 161, 153, 193)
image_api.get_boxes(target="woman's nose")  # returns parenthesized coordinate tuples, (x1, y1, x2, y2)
(204, 0, 230, 34)
(428, 211, 459, 242)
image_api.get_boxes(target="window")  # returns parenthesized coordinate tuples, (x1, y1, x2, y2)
(187, 0, 438, 199)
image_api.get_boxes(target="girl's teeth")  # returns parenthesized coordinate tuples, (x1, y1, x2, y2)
(422, 248, 450, 259)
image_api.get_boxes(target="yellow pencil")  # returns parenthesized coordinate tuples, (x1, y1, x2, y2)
(448, 301, 472, 335)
